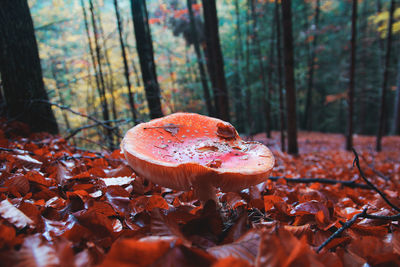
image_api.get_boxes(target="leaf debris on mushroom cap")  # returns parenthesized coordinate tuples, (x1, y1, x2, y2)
(122, 113, 274, 192)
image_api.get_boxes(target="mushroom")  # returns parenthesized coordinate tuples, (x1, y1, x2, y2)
(121, 113, 274, 203)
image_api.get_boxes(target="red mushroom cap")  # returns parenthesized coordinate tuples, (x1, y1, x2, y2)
(121, 113, 274, 196)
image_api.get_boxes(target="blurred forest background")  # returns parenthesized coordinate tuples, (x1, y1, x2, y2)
(0, 0, 399, 154)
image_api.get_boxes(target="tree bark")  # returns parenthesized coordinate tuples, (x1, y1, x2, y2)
(96, 3, 118, 124)
(275, 0, 286, 152)
(187, 0, 214, 117)
(232, 0, 245, 132)
(113, 0, 137, 123)
(346, 0, 357, 151)
(0, 0, 58, 134)
(130, 0, 163, 119)
(303, 0, 320, 131)
(376, 0, 395, 151)
(245, 0, 253, 134)
(89, 0, 113, 149)
(250, 0, 270, 138)
(202, 0, 230, 122)
(281, 0, 298, 154)
(392, 60, 400, 135)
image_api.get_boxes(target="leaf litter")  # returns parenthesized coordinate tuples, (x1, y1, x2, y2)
(0, 121, 399, 266)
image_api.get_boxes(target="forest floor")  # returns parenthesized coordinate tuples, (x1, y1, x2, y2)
(0, 121, 399, 266)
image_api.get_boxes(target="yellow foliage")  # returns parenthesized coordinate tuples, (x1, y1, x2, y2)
(369, 7, 400, 38)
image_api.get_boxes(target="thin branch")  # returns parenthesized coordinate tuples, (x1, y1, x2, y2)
(362, 213, 400, 220)
(65, 118, 133, 140)
(352, 149, 400, 212)
(359, 153, 390, 181)
(268, 176, 371, 189)
(317, 208, 367, 253)
(33, 100, 122, 138)
(0, 147, 36, 156)
(56, 154, 122, 162)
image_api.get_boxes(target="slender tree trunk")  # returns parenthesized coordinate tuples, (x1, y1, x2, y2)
(392, 61, 400, 135)
(376, 0, 395, 151)
(275, 0, 286, 152)
(358, 0, 369, 134)
(113, 0, 137, 123)
(265, 17, 275, 138)
(281, 0, 298, 155)
(250, 0, 270, 138)
(81, 0, 101, 106)
(202, 0, 230, 122)
(232, 0, 245, 132)
(130, 0, 163, 119)
(245, 0, 253, 135)
(50, 58, 71, 132)
(187, 0, 214, 116)
(0, 0, 58, 134)
(89, 0, 113, 149)
(96, 3, 118, 124)
(346, 0, 358, 151)
(303, 0, 320, 131)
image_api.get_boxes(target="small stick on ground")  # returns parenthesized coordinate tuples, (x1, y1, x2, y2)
(268, 176, 371, 189)
(317, 208, 367, 253)
(352, 149, 400, 212)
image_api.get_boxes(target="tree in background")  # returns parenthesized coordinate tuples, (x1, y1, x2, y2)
(303, 0, 320, 131)
(0, 0, 58, 134)
(114, 0, 137, 123)
(281, 0, 298, 154)
(275, 0, 286, 152)
(202, 0, 230, 122)
(346, 0, 358, 151)
(187, 0, 214, 117)
(376, 0, 395, 151)
(131, 0, 163, 119)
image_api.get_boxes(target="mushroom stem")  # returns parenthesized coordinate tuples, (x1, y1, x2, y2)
(193, 182, 217, 204)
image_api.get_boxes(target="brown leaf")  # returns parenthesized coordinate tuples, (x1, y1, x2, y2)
(100, 238, 172, 267)
(207, 230, 260, 265)
(0, 199, 33, 229)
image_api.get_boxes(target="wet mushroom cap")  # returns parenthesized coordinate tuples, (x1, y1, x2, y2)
(121, 113, 274, 192)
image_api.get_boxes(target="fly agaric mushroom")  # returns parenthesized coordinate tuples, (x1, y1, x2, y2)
(121, 113, 274, 202)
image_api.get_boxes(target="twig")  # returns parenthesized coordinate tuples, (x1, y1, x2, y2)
(268, 176, 371, 189)
(56, 154, 122, 162)
(65, 118, 133, 140)
(32, 100, 122, 138)
(362, 213, 400, 220)
(317, 208, 367, 253)
(359, 153, 390, 181)
(352, 149, 400, 212)
(0, 147, 36, 156)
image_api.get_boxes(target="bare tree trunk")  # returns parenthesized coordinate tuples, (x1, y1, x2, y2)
(232, 0, 245, 132)
(250, 0, 270, 138)
(392, 61, 400, 135)
(281, 0, 298, 155)
(358, 0, 369, 134)
(96, 3, 118, 124)
(275, 0, 286, 152)
(113, 0, 137, 123)
(346, 0, 357, 151)
(0, 0, 58, 134)
(245, 0, 253, 135)
(376, 0, 395, 151)
(202, 0, 230, 122)
(187, 0, 214, 116)
(266, 15, 275, 139)
(303, 0, 320, 131)
(50, 58, 71, 132)
(130, 0, 163, 119)
(89, 0, 113, 149)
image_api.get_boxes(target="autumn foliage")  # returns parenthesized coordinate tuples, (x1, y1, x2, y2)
(0, 120, 399, 266)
